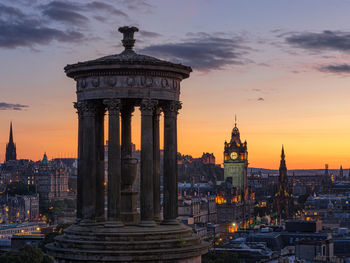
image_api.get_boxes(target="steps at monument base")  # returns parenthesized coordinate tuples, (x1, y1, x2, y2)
(46, 242, 208, 262)
(54, 234, 201, 250)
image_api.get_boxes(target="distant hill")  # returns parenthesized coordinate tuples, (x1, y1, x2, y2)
(248, 167, 347, 176)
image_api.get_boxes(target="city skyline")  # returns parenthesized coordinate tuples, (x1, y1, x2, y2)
(2, 0, 350, 169)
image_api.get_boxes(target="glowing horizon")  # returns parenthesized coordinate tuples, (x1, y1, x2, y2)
(1, 0, 350, 170)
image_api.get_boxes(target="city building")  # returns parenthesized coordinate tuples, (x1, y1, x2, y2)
(0, 194, 39, 223)
(34, 153, 69, 209)
(223, 119, 248, 190)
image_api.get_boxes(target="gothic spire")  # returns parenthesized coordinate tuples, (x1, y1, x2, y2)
(5, 122, 17, 162)
(9, 122, 13, 143)
(280, 145, 286, 170)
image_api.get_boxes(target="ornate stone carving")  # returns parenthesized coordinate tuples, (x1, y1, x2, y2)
(107, 76, 116, 87)
(127, 77, 135, 86)
(92, 77, 100, 87)
(74, 100, 102, 117)
(162, 101, 182, 117)
(161, 78, 168, 88)
(104, 99, 121, 116)
(140, 99, 158, 115)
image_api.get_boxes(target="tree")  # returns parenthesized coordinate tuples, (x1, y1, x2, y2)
(0, 245, 53, 263)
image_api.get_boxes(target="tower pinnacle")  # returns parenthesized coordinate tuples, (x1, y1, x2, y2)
(5, 122, 17, 162)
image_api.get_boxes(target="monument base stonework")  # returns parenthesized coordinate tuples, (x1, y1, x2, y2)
(47, 223, 208, 262)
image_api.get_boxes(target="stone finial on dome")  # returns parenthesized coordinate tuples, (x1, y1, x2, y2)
(118, 26, 139, 51)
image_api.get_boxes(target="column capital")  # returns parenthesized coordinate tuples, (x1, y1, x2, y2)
(75, 100, 103, 117)
(104, 99, 122, 115)
(162, 101, 182, 117)
(140, 99, 158, 116)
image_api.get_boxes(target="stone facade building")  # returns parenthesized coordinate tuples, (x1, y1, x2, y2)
(0, 194, 39, 223)
(35, 154, 69, 209)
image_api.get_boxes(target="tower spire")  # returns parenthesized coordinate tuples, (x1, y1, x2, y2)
(234, 114, 237, 128)
(9, 122, 13, 143)
(281, 145, 285, 159)
(5, 122, 17, 162)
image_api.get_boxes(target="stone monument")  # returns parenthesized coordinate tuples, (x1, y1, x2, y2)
(47, 26, 208, 262)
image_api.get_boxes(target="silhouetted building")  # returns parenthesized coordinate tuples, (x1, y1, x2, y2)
(274, 146, 292, 219)
(5, 122, 17, 162)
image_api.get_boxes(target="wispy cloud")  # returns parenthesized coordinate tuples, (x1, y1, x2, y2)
(284, 30, 350, 52)
(319, 64, 350, 74)
(0, 102, 29, 111)
(140, 32, 252, 71)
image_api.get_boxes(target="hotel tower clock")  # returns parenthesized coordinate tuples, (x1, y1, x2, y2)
(223, 120, 248, 191)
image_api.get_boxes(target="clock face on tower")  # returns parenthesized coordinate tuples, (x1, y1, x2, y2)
(230, 152, 238, 160)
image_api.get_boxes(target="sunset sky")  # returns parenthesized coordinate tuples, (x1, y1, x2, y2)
(1, 0, 350, 169)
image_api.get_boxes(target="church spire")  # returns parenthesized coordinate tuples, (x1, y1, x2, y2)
(9, 122, 13, 143)
(5, 122, 17, 162)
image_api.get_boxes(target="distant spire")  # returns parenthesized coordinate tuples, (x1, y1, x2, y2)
(9, 122, 13, 143)
(5, 122, 17, 162)
(234, 114, 237, 127)
(281, 145, 285, 159)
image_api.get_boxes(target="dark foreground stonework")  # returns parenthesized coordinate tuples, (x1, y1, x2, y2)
(47, 224, 207, 262)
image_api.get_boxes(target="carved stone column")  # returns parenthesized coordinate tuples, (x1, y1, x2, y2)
(162, 101, 181, 224)
(153, 107, 161, 221)
(79, 100, 98, 223)
(73, 102, 84, 221)
(139, 99, 158, 226)
(95, 101, 106, 222)
(104, 99, 123, 227)
(120, 103, 139, 224)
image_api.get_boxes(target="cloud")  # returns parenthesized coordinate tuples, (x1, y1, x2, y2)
(0, 102, 29, 111)
(0, 21, 84, 48)
(86, 2, 128, 17)
(285, 30, 350, 52)
(0, 3, 85, 49)
(319, 64, 350, 74)
(257, 97, 264, 101)
(139, 30, 162, 38)
(140, 33, 252, 71)
(41, 1, 89, 25)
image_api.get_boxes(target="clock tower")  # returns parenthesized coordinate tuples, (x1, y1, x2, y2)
(223, 119, 248, 191)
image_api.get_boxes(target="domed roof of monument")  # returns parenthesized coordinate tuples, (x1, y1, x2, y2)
(65, 26, 192, 78)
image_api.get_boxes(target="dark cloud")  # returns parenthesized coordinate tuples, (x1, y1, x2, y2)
(86, 2, 128, 17)
(257, 97, 264, 101)
(0, 3, 23, 18)
(319, 64, 350, 74)
(0, 21, 84, 48)
(0, 2, 84, 49)
(140, 33, 251, 71)
(139, 30, 162, 38)
(0, 102, 29, 111)
(41, 1, 88, 25)
(285, 30, 350, 52)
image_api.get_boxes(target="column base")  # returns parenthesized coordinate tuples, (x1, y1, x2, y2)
(105, 220, 124, 228)
(121, 190, 139, 224)
(79, 219, 96, 226)
(161, 219, 180, 225)
(139, 220, 157, 227)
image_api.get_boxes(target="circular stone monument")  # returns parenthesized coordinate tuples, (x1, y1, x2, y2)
(46, 26, 208, 262)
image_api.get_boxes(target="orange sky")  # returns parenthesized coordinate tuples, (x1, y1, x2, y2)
(1, 0, 350, 170)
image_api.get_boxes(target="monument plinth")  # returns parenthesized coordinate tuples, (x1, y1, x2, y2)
(47, 26, 208, 262)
